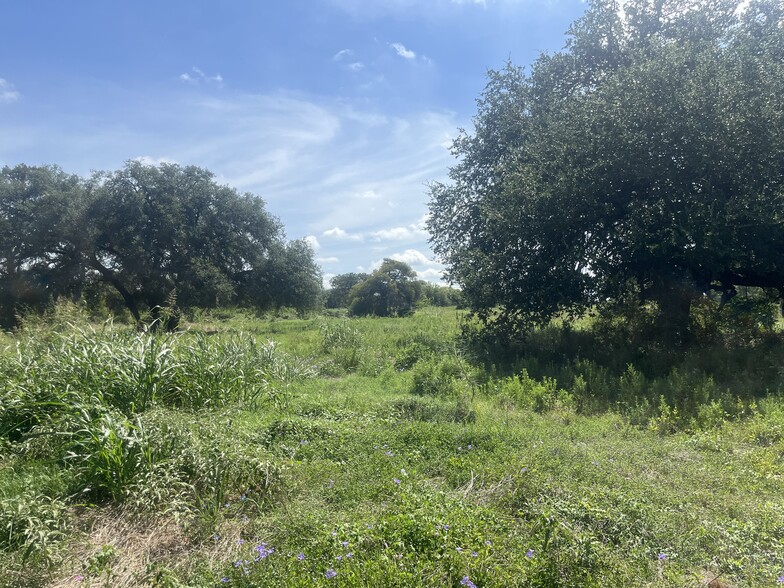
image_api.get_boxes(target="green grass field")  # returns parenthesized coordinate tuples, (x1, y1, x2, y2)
(1, 304, 783, 587)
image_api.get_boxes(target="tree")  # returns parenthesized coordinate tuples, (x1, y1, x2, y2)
(428, 0, 784, 343)
(348, 260, 422, 317)
(326, 272, 369, 309)
(244, 239, 324, 314)
(0, 161, 323, 326)
(0, 165, 87, 326)
(85, 161, 287, 323)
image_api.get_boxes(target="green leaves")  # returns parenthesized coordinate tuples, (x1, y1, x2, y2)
(429, 0, 784, 338)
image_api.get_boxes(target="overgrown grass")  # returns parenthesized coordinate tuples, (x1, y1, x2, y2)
(1, 303, 783, 586)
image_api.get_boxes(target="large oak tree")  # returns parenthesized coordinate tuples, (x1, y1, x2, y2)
(428, 0, 784, 343)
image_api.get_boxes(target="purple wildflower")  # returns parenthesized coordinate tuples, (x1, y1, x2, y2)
(777, 574, 784, 584)
(460, 577, 477, 588)
(236, 539, 244, 546)
(254, 543, 274, 560)
(485, 540, 492, 546)
(220, 578, 229, 583)
(342, 541, 349, 548)
(297, 552, 306, 561)
(658, 553, 667, 561)
(471, 551, 479, 557)
(346, 552, 353, 559)
(74, 576, 84, 583)
(385, 450, 394, 457)
(526, 549, 534, 558)
(393, 478, 401, 485)
(325, 569, 337, 579)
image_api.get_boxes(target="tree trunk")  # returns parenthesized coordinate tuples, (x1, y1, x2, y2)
(88, 256, 141, 324)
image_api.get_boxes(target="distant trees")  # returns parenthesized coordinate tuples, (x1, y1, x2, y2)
(326, 272, 369, 309)
(428, 0, 784, 344)
(0, 162, 322, 327)
(348, 260, 422, 317)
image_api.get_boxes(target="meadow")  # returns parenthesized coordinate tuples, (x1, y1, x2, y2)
(1, 302, 783, 587)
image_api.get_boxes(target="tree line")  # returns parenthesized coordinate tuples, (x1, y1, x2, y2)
(0, 162, 323, 327)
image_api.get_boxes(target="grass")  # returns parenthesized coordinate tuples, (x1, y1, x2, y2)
(1, 303, 783, 586)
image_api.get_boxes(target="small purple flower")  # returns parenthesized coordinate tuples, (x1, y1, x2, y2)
(393, 478, 401, 485)
(325, 569, 337, 579)
(442, 524, 450, 531)
(385, 450, 394, 457)
(456, 547, 463, 553)
(212, 533, 220, 541)
(297, 552, 306, 561)
(467, 444, 473, 450)
(777, 574, 784, 584)
(485, 540, 492, 546)
(471, 551, 478, 557)
(74, 576, 85, 583)
(337, 555, 343, 562)
(658, 553, 667, 561)
(220, 578, 229, 583)
(526, 549, 534, 558)
(224, 502, 231, 508)
(254, 543, 274, 560)
(346, 552, 353, 559)
(236, 539, 244, 546)
(342, 541, 349, 548)
(300, 439, 309, 445)
(460, 577, 477, 588)
(520, 467, 527, 473)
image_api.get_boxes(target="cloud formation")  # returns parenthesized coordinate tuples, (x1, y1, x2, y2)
(0, 79, 20, 103)
(390, 42, 416, 59)
(179, 67, 224, 86)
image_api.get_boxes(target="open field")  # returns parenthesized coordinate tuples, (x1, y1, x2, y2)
(2, 305, 783, 587)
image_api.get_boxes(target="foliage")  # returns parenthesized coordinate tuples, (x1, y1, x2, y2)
(428, 0, 784, 343)
(326, 273, 369, 309)
(0, 162, 323, 327)
(348, 259, 423, 317)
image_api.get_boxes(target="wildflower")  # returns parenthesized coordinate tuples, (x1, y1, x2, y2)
(239, 494, 247, 501)
(485, 540, 492, 546)
(254, 543, 274, 560)
(224, 502, 231, 508)
(74, 576, 84, 583)
(342, 541, 349, 548)
(300, 439, 309, 445)
(777, 574, 784, 584)
(442, 524, 450, 531)
(385, 450, 394, 457)
(471, 551, 479, 557)
(297, 553, 306, 561)
(520, 467, 527, 473)
(526, 549, 534, 558)
(220, 578, 229, 583)
(337, 555, 343, 562)
(658, 553, 667, 561)
(325, 569, 337, 579)
(456, 547, 463, 553)
(346, 552, 353, 559)
(212, 533, 221, 541)
(393, 478, 401, 485)
(236, 539, 244, 546)
(460, 577, 477, 588)
(467, 444, 473, 450)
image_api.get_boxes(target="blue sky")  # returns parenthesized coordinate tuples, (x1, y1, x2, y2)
(0, 0, 586, 286)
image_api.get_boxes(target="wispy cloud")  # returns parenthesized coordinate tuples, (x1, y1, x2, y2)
(317, 256, 340, 263)
(390, 42, 416, 59)
(333, 48, 354, 61)
(347, 62, 365, 71)
(0, 79, 20, 103)
(179, 67, 224, 86)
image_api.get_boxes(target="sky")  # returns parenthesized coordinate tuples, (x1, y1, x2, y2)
(0, 0, 587, 287)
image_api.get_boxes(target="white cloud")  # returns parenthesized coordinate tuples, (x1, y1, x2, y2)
(416, 267, 446, 283)
(179, 67, 223, 86)
(333, 49, 354, 61)
(317, 256, 339, 263)
(133, 155, 179, 166)
(0, 79, 20, 103)
(304, 235, 321, 251)
(390, 43, 416, 59)
(348, 62, 365, 71)
(322, 227, 363, 241)
(390, 248, 432, 265)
